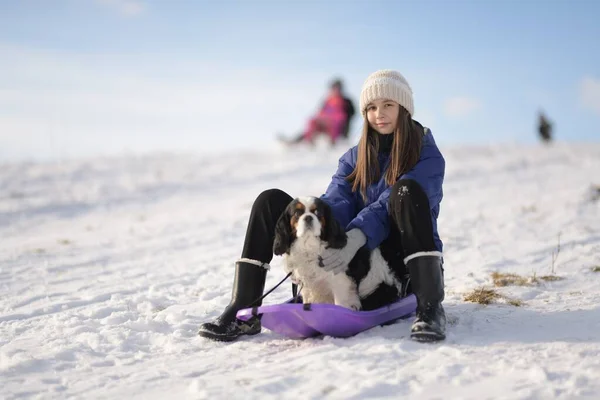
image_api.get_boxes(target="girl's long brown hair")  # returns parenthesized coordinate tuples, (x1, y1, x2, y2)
(347, 105, 422, 202)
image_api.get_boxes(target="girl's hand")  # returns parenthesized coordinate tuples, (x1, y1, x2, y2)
(319, 229, 367, 274)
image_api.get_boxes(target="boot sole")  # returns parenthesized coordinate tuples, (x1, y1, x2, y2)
(411, 331, 446, 342)
(198, 327, 261, 342)
(198, 330, 239, 342)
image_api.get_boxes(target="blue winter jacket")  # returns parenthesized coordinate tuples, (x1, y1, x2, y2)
(320, 128, 445, 252)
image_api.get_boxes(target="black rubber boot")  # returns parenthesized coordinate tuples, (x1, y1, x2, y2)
(198, 261, 267, 342)
(407, 256, 446, 342)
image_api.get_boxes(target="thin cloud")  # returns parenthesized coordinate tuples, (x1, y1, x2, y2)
(96, 0, 145, 16)
(443, 96, 481, 118)
(0, 45, 326, 161)
(580, 76, 600, 115)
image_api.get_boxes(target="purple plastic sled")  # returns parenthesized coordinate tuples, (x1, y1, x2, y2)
(236, 294, 417, 339)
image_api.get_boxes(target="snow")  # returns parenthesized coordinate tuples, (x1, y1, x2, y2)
(1, 141, 600, 399)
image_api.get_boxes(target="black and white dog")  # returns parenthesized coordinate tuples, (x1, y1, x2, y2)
(273, 196, 408, 311)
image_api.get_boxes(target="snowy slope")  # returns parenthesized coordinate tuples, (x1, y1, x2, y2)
(1, 141, 600, 399)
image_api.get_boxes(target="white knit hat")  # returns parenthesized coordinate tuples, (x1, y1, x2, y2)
(360, 69, 414, 117)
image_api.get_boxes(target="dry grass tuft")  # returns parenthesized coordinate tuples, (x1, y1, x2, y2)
(464, 286, 523, 307)
(464, 287, 501, 304)
(590, 184, 600, 202)
(491, 272, 532, 287)
(537, 275, 565, 282)
(521, 204, 537, 213)
(591, 266, 600, 273)
(491, 271, 564, 287)
(505, 297, 524, 307)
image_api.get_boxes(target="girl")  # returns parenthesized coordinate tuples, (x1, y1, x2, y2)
(198, 70, 446, 342)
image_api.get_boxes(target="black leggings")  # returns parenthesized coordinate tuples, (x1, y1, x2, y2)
(240, 179, 437, 273)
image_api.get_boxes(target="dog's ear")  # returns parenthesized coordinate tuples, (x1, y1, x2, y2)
(321, 203, 347, 249)
(273, 207, 293, 255)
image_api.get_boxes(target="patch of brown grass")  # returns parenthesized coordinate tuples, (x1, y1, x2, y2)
(505, 297, 524, 307)
(590, 184, 600, 202)
(464, 287, 523, 307)
(491, 272, 532, 287)
(521, 204, 537, 213)
(491, 271, 564, 287)
(464, 287, 500, 304)
(537, 275, 565, 282)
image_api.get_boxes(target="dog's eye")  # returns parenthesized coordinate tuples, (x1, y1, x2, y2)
(294, 209, 303, 216)
(313, 209, 320, 216)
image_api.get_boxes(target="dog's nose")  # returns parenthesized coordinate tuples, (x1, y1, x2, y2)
(304, 215, 313, 224)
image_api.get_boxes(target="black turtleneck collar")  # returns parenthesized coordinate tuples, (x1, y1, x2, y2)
(376, 133, 394, 154)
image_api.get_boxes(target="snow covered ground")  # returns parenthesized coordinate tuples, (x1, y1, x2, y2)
(1, 140, 600, 399)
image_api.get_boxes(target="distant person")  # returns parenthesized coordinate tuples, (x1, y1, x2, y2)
(279, 79, 355, 146)
(538, 112, 553, 143)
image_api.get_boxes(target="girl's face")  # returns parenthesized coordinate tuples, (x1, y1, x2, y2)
(366, 99, 400, 134)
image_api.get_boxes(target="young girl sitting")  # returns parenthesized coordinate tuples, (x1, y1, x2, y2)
(199, 69, 446, 342)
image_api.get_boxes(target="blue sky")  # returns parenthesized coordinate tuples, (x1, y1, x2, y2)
(1, 0, 599, 161)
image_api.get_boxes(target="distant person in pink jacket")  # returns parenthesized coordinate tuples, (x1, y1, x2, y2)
(279, 79, 355, 146)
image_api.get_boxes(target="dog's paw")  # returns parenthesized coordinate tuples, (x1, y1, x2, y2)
(335, 300, 361, 311)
